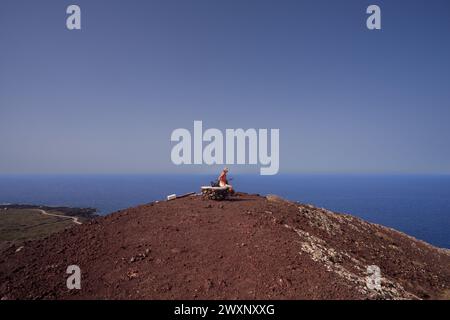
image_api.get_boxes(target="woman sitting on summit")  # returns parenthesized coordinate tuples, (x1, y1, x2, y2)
(218, 167, 233, 193)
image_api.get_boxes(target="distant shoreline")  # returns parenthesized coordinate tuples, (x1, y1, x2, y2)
(0, 205, 98, 244)
(1, 204, 98, 219)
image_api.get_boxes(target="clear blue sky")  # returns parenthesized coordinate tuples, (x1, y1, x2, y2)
(1, 0, 449, 174)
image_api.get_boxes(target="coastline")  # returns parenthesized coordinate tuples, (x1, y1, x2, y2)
(0, 204, 98, 244)
(1, 204, 98, 219)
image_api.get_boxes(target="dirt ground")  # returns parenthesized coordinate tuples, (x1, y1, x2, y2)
(0, 193, 449, 300)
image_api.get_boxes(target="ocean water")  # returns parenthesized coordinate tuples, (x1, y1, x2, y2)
(0, 174, 449, 249)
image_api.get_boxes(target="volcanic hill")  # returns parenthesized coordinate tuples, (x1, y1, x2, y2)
(0, 193, 449, 300)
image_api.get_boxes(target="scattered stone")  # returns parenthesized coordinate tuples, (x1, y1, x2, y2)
(127, 270, 138, 279)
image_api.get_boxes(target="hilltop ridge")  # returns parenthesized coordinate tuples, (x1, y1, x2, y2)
(0, 193, 449, 300)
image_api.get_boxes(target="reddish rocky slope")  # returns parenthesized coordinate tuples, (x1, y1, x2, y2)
(1, 193, 449, 300)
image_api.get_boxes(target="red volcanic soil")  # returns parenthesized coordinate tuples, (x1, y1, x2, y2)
(0, 193, 449, 300)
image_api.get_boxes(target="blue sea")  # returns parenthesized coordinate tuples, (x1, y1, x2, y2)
(0, 174, 449, 249)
